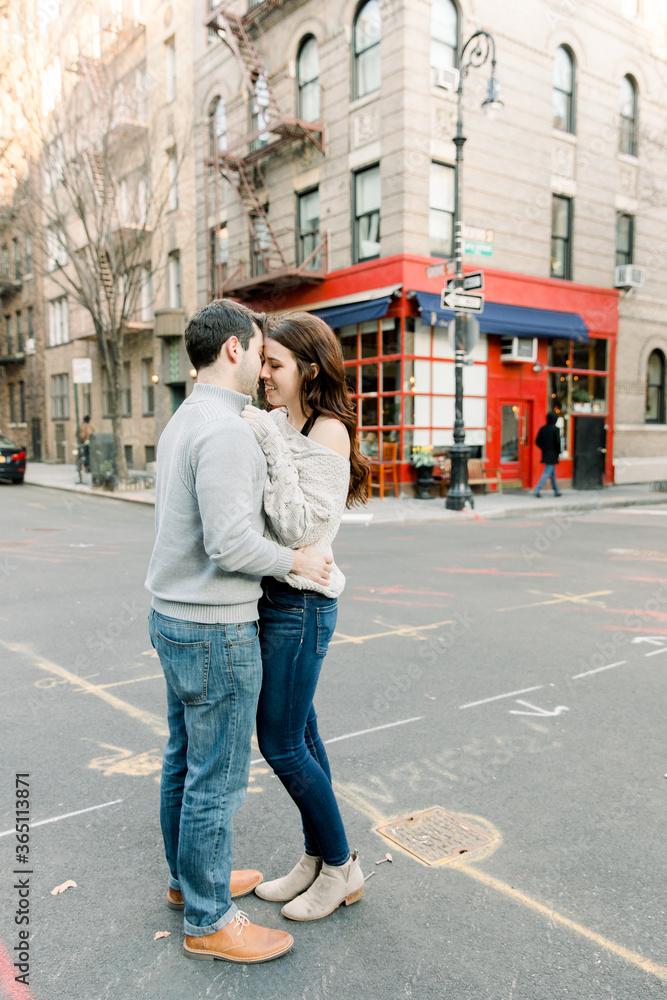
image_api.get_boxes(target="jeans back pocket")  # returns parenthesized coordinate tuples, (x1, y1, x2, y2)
(316, 603, 338, 655)
(155, 631, 211, 706)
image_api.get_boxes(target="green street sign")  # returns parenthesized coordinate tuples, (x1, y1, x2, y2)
(463, 240, 493, 257)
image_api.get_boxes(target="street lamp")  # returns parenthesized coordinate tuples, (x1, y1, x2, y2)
(446, 30, 502, 511)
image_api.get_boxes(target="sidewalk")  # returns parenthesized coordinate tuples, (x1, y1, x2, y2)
(23, 462, 667, 523)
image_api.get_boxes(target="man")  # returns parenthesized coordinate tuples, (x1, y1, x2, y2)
(145, 299, 332, 963)
(79, 414, 94, 471)
(533, 411, 562, 498)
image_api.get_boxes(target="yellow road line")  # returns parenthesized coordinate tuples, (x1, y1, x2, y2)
(330, 620, 454, 646)
(2, 640, 168, 738)
(336, 785, 667, 984)
(96, 674, 164, 689)
(497, 590, 613, 613)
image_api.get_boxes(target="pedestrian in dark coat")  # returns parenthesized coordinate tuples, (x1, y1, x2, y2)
(533, 411, 562, 497)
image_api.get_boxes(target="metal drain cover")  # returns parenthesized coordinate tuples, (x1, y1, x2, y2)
(375, 806, 496, 865)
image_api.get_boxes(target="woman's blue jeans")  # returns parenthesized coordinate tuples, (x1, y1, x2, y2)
(257, 579, 350, 867)
(148, 609, 262, 936)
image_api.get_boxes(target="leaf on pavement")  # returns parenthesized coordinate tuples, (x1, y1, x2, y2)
(154, 931, 171, 941)
(50, 880, 77, 895)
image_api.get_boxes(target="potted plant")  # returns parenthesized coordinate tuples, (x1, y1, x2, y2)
(411, 445, 437, 499)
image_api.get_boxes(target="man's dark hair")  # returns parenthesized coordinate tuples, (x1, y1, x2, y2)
(83, 414, 91, 422)
(185, 299, 267, 371)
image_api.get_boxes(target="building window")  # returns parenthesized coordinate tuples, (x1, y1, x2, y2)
(139, 266, 153, 321)
(102, 368, 113, 418)
(429, 161, 455, 258)
(48, 297, 69, 345)
(646, 350, 666, 424)
(145, 444, 156, 465)
(5, 314, 12, 354)
(619, 75, 638, 155)
(168, 150, 178, 210)
(16, 311, 23, 352)
(354, 164, 381, 263)
(82, 382, 91, 417)
(27, 307, 34, 343)
(121, 362, 132, 417)
(168, 251, 181, 308)
(9, 384, 17, 423)
(353, 0, 381, 100)
(47, 226, 67, 270)
(209, 224, 229, 294)
(1, 245, 8, 279)
(615, 213, 634, 267)
(51, 373, 69, 420)
(553, 45, 575, 133)
(24, 236, 32, 275)
(125, 444, 134, 468)
(250, 210, 271, 277)
(208, 97, 227, 156)
(548, 338, 609, 452)
(297, 188, 321, 269)
(431, 0, 458, 72)
(297, 36, 320, 122)
(250, 74, 270, 151)
(12, 237, 21, 280)
(19, 382, 25, 423)
(142, 358, 154, 416)
(551, 195, 572, 280)
(165, 37, 176, 103)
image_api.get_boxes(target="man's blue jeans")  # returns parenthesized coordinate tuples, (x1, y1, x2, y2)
(148, 609, 262, 937)
(256, 580, 350, 866)
(535, 464, 559, 494)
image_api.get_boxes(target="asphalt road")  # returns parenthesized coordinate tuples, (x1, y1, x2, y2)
(0, 482, 665, 1000)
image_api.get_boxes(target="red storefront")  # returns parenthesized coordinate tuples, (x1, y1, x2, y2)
(251, 254, 619, 491)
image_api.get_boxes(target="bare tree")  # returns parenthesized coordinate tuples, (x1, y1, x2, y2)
(3, 2, 189, 481)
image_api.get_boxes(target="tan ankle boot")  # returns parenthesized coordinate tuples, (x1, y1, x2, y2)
(280, 851, 364, 921)
(254, 853, 321, 902)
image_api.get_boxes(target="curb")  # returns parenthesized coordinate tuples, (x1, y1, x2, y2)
(23, 479, 155, 506)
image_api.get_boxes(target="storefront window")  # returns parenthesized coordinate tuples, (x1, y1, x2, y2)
(360, 363, 378, 393)
(360, 320, 379, 358)
(382, 318, 400, 356)
(548, 337, 609, 456)
(548, 339, 570, 369)
(381, 360, 400, 391)
(360, 396, 378, 426)
(339, 326, 357, 361)
(382, 395, 401, 426)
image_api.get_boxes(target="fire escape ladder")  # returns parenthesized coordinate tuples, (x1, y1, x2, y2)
(234, 161, 286, 272)
(222, 13, 282, 125)
(83, 150, 115, 302)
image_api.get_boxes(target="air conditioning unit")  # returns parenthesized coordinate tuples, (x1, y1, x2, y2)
(433, 66, 460, 92)
(614, 264, 644, 289)
(500, 336, 538, 363)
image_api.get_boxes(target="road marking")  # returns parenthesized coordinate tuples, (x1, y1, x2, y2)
(350, 596, 449, 608)
(497, 590, 613, 613)
(631, 637, 666, 647)
(0, 640, 168, 737)
(572, 660, 627, 680)
(646, 646, 667, 657)
(0, 799, 123, 838)
(433, 568, 556, 577)
(508, 700, 569, 717)
(459, 685, 544, 710)
(334, 792, 667, 985)
(614, 508, 667, 515)
(352, 585, 455, 597)
(96, 673, 163, 689)
(330, 619, 454, 646)
(250, 716, 424, 766)
(0, 936, 37, 1000)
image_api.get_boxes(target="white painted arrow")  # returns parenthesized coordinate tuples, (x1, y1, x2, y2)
(630, 637, 666, 646)
(509, 700, 570, 717)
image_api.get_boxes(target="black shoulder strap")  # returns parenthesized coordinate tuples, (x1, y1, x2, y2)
(300, 412, 318, 438)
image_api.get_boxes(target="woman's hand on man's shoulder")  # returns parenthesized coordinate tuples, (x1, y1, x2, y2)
(310, 417, 350, 459)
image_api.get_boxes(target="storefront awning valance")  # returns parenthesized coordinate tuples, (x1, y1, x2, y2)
(312, 295, 392, 329)
(413, 292, 589, 343)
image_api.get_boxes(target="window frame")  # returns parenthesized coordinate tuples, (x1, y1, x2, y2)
(553, 45, 576, 134)
(550, 194, 573, 281)
(296, 187, 321, 269)
(353, 0, 382, 101)
(615, 212, 634, 268)
(48, 296, 69, 346)
(430, 0, 459, 73)
(51, 373, 69, 420)
(142, 358, 155, 416)
(353, 162, 381, 264)
(168, 250, 182, 308)
(619, 74, 638, 156)
(297, 35, 320, 123)
(429, 160, 455, 258)
(167, 149, 179, 211)
(646, 349, 666, 424)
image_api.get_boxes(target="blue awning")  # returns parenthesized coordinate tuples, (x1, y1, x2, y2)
(312, 296, 391, 329)
(413, 291, 589, 343)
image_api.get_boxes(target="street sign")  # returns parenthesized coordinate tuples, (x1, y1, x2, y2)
(426, 259, 457, 279)
(464, 240, 493, 257)
(446, 271, 484, 293)
(462, 226, 494, 243)
(440, 289, 485, 312)
(448, 315, 480, 354)
(72, 358, 93, 384)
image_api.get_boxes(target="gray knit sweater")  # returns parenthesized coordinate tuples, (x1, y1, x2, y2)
(250, 407, 350, 598)
(145, 384, 293, 624)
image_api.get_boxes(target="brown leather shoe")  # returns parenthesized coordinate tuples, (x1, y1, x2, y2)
(183, 911, 293, 963)
(167, 870, 263, 910)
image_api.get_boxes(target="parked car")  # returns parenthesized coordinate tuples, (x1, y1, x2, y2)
(0, 433, 26, 483)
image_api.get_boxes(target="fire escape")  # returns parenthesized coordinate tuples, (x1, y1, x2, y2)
(205, 0, 327, 299)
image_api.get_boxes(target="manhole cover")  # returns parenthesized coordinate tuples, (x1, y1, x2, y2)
(375, 806, 496, 865)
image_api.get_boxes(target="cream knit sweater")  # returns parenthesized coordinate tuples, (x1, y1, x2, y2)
(250, 407, 350, 598)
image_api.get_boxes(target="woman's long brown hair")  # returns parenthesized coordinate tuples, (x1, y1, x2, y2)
(266, 312, 370, 507)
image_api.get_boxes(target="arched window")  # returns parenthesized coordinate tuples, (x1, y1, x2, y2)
(297, 36, 320, 122)
(619, 75, 638, 155)
(430, 0, 458, 72)
(353, 0, 381, 100)
(208, 96, 227, 157)
(553, 46, 575, 133)
(646, 350, 666, 424)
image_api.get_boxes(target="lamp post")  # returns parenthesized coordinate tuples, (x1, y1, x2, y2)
(445, 31, 502, 511)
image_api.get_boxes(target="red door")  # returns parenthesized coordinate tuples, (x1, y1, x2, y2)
(498, 401, 533, 486)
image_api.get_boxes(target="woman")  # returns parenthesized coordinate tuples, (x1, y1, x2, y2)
(241, 312, 369, 922)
